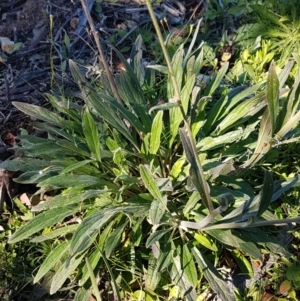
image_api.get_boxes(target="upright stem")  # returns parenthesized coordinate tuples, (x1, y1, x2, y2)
(145, 1, 181, 104)
(80, 0, 123, 105)
(145, 0, 214, 213)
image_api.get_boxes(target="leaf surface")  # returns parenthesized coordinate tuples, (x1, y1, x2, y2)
(266, 60, 279, 134)
(182, 244, 198, 287)
(9, 205, 77, 243)
(50, 253, 85, 294)
(34, 241, 69, 283)
(82, 108, 101, 161)
(192, 247, 234, 301)
(139, 165, 164, 203)
(149, 111, 163, 155)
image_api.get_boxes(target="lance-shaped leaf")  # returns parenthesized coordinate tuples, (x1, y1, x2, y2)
(168, 45, 184, 146)
(156, 242, 173, 271)
(13, 102, 77, 131)
(203, 62, 229, 97)
(215, 96, 266, 135)
(139, 165, 164, 203)
(149, 198, 167, 226)
(179, 128, 213, 212)
(182, 244, 198, 287)
(69, 207, 120, 256)
(192, 247, 234, 301)
(105, 218, 128, 258)
(34, 241, 69, 283)
(145, 253, 161, 291)
(69, 60, 138, 149)
(242, 109, 272, 168)
(50, 253, 85, 294)
(80, 248, 103, 286)
(278, 60, 294, 89)
(37, 174, 118, 189)
(278, 76, 300, 130)
(149, 111, 163, 155)
(148, 102, 178, 114)
(271, 174, 298, 202)
(70, 205, 146, 257)
(146, 228, 172, 248)
(107, 97, 146, 134)
(257, 170, 274, 218)
(82, 108, 101, 161)
(276, 109, 300, 140)
(8, 205, 78, 243)
(170, 254, 197, 301)
(266, 60, 279, 134)
(31, 224, 78, 243)
(0, 157, 48, 172)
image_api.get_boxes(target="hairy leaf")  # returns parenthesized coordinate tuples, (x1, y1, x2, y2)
(0, 158, 49, 172)
(139, 165, 164, 203)
(34, 241, 69, 283)
(82, 108, 101, 161)
(192, 247, 234, 301)
(146, 228, 172, 248)
(179, 129, 213, 212)
(148, 102, 178, 114)
(9, 205, 78, 243)
(13, 102, 77, 131)
(149, 111, 163, 155)
(242, 109, 272, 168)
(170, 254, 196, 301)
(31, 224, 78, 243)
(69, 208, 120, 256)
(105, 218, 128, 257)
(257, 170, 274, 217)
(182, 244, 198, 287)
(149, 198, 167, 226)
(50, 253, 85, 294)
(38, 174, 118, 189)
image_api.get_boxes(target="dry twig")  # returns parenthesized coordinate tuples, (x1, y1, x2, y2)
(80, 0, 123, 105)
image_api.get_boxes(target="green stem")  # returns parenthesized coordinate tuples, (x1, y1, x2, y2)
(145, 1, 181, 105)
(145, 0, 214, 213)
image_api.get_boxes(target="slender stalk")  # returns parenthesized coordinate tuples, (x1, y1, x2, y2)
(145, 1, 181, 104)
(49, 14, 55, 89)
(80, 0, 123, 105)
(145, 0, 214, 212)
